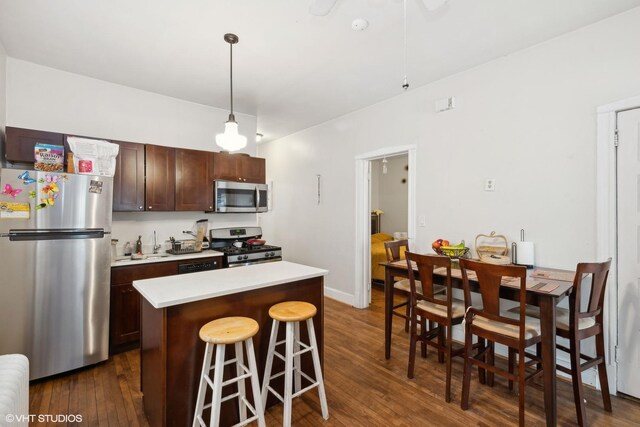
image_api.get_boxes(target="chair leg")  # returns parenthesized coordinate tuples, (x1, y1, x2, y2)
(407, 312, 418, 379)
(536, 342, 542, 370)
(245, 338, 266, 427)
(235, 342, 247, 422)
(210, 344, 226, 427)
(404, 299, 410, 332)
(487, 341, 495, 387)
(283, 322, 295, 427)
(461, 324, 473, 410)
(261, 320, 279, 408)
(307, 318, 329, 420)
(445, 324, 453, 403)
(595, 331, 612, 412)
(477, 338, 486, 385)
(193, 342, 214, 427)
(420, 318, 427, 358)
(518, 347, 526, 427)
(437, 323, 445, 364)
(508, 347, 515, 391)
(569, 337, 587, 427)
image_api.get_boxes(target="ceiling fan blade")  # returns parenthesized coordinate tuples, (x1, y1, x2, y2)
(309, 0, 339, 16)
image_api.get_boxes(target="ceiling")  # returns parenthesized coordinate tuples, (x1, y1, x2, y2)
(1, 0, 639, 143)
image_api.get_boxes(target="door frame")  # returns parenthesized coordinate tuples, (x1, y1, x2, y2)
(596, 93, 640, 395)
(354, 145, 417, 309)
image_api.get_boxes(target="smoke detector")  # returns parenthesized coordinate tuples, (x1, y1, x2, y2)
(351, 18, 369, 31)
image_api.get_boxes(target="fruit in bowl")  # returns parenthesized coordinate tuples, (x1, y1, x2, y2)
(433, 240, 468, 258)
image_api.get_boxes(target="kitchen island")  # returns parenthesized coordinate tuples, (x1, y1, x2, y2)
(133, 261, 328, 427)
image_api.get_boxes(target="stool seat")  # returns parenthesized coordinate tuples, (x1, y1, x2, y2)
(199, 317, 259, 345)
(269, 301, 317, 322)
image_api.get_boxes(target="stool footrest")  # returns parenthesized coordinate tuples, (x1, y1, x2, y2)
(292, 381, 320, 399)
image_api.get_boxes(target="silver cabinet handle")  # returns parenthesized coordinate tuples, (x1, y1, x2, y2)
(139, 206, 143, 210)
(255, 186, 260, 212)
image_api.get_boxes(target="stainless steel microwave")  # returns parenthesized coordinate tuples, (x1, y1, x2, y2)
(214, 180, 268, 213)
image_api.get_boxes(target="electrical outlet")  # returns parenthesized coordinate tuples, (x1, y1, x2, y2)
(485, 179, 496, 192)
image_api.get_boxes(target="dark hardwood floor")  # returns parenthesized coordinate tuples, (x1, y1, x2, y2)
(29, 287, 639, 426)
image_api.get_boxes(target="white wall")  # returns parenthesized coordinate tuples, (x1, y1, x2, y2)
(0, 39, 7, 164)
(376, 155, 408, 235)
(258, 8, 640, 303)
(5, 59, 260, 244)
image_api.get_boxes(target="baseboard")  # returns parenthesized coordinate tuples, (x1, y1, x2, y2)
(324, 286, 355, 306)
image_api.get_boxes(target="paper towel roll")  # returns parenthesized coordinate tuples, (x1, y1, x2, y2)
(516, 241, 535, 267)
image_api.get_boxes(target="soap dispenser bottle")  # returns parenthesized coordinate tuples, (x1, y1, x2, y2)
(135, 235, 142, 254)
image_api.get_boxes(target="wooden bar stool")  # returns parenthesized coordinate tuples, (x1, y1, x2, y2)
(192, 317, 265, 427)
(261, 301, 329, 427)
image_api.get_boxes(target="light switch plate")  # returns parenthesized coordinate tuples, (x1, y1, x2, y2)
(485, 179, 496, 192)
(419, 215, 426, 227)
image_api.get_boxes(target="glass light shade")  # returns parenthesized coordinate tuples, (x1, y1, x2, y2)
(215, 120, 247, 151)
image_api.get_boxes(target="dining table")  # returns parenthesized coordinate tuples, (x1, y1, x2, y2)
(382, 259, 574, 427)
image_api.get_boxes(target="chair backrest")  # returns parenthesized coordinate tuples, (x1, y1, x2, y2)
(384, 239, 408, 263)
(459, 259, 528, 330)
(405, 251, 451, 305)
(570, 259, 612, 327)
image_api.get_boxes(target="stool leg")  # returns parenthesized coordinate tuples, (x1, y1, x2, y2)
(245, 338, 266, 427)
(283, 322, 295, 427)
(261, 319, 279, 408)
(294, 321, 302, 393)
(235, 341, 247, 422)
(307, 318, 329, 420)
(210, 344, 226, 427)
(193, 342, 214, 427)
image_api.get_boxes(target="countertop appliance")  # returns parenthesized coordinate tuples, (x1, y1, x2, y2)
(214, 180, 268, 213)
(0, 168, 113, 380)
(209, 226, 282, 268)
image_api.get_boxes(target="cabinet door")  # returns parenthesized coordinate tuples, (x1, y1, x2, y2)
(212, 152, 239, 181)
(109, 283, 141, 349)
(145, 145, 175, 211)
(5, 127, 66, 164)
(113, 141, 145, 211)
(239, 156, 266, 184)
(175, 149, 214, 211)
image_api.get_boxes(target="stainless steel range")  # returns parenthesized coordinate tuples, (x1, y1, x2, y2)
(209, 226, 282, 268)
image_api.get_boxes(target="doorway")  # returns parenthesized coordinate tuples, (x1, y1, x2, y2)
(597, 95, 640, 397)
(354, 145, 416, 309)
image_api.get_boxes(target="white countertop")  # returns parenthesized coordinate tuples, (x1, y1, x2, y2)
(133, 261, 329, 309)
(111, 250, 224, 267)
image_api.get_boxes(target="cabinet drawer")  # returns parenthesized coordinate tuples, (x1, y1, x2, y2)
(111, 261, 178, 284)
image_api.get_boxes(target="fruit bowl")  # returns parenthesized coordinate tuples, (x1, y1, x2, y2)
(438, 246, 470, 259)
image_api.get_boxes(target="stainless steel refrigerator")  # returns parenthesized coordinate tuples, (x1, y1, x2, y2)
(0, 168, 112, 380)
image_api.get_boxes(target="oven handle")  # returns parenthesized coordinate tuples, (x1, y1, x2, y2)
(227, 258, 282, 268)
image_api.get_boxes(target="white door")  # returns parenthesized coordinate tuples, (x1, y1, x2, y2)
(617, 107, 640, 398)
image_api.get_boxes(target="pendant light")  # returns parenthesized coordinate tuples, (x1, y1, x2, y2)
(402, 0, 409, 91)
(216, 33, 247, 151)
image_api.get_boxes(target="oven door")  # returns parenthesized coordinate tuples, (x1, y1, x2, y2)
(214, 180, 268, 213)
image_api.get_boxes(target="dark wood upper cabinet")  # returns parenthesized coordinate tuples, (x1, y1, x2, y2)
(5, 127, 67, 164)
(145, 145, 175, 211)
(112, 140, 145, 211)
(238, 155, 266, 184)
(175, 149, 214, 211)
(212, 152, 266, 184)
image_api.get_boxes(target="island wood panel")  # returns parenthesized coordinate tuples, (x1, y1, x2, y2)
(140, 276, 324, 427)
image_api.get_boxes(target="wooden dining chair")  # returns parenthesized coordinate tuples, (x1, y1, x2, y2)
(405, 252, 467, 402)
(459, 259, 543, 426)
(523, 259, 612, 426)
(383, 239, 414, 332)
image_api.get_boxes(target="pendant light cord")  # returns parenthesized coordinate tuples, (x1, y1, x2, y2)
(402, 0, 409, 90)
(229, 41, 234, 117)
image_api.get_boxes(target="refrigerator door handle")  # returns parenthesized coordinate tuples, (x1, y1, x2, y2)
(8, 228, 105, 241)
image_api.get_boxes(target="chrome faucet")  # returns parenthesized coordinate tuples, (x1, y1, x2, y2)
(153, 231, 162, 254)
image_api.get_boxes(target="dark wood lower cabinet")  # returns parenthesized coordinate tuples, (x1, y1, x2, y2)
(110, 256, 221, 354)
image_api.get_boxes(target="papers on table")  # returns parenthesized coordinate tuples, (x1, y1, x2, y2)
(530, 269, 575, 282)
